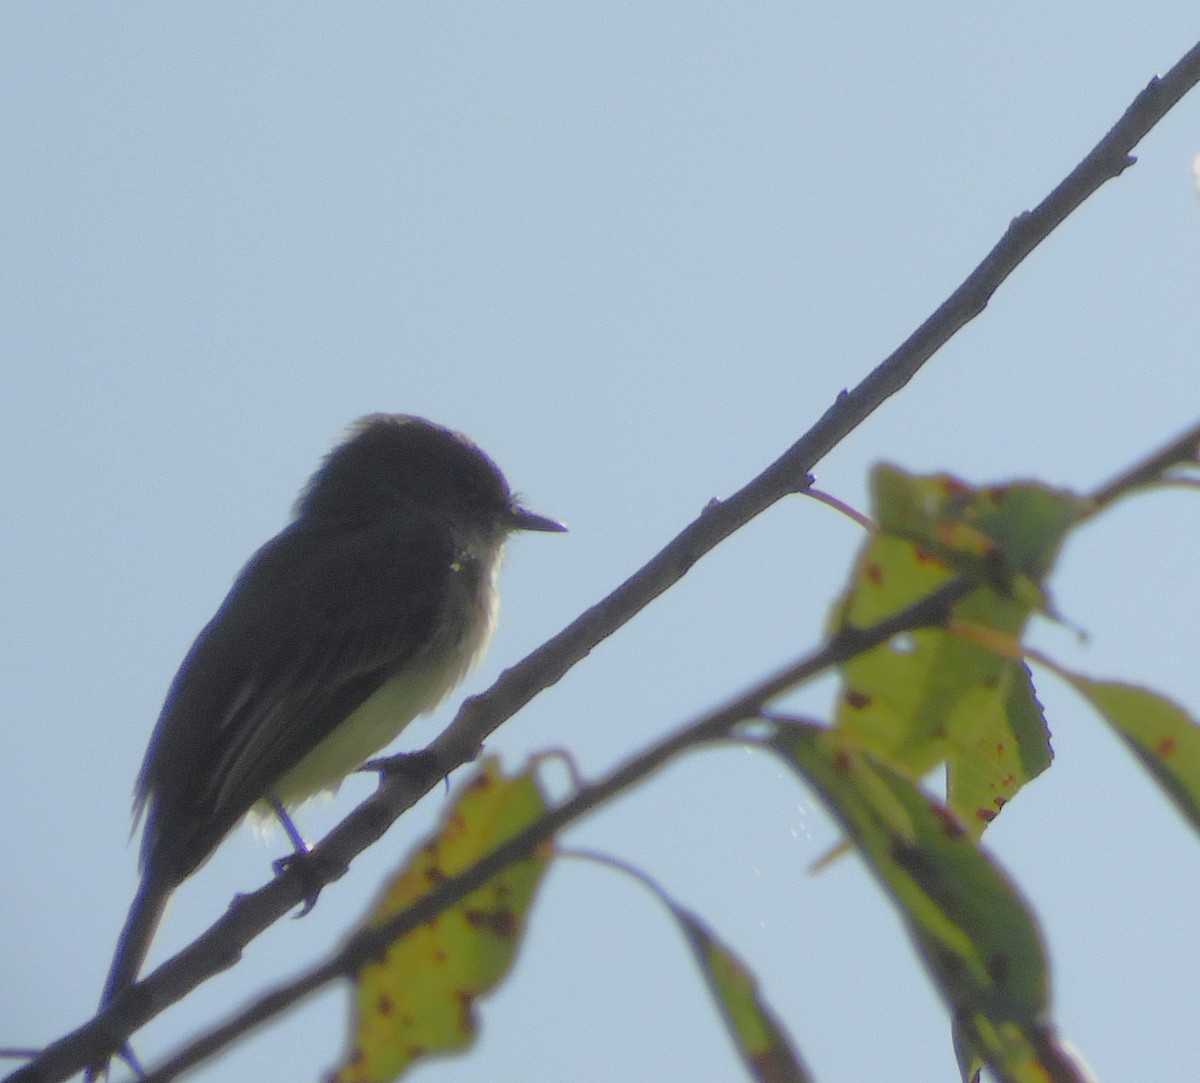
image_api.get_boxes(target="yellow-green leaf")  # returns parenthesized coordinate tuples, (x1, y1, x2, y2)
(1059, 674, 1200, 835)
(676, 910, 812, 1083)
(871, 464, 1084, 587)
(763, 721, 1078, 1081)
(946, 664, 1053, 833)
(599, 858, 811, 1083)
(829, 467, 1078, 831)
(331, 758, 551, 1083)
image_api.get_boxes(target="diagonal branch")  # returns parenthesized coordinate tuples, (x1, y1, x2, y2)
(9, 36, 1200, 1083)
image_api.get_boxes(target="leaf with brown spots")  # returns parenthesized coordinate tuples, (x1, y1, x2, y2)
(330, 758, 551, 1083)
(871, 465, 1083, 590)
(763, 720, 1083, 1082)
(828, 467, 1076, 833)
(678, 910, 813, 1083)
(946, 663, 1052, 835)
(1057, 674, 1200, 836)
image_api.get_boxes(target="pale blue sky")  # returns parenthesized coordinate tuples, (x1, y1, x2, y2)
(3, 6, 1199, 1082)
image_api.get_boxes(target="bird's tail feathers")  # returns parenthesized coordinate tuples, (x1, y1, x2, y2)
(98, 870, 173, 1013)
(84, 872, 172, 1081)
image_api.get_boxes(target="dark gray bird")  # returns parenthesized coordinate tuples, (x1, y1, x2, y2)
(95, 413, 564, 1034)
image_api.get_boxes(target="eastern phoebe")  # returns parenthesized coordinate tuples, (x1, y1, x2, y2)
(95, 414, 564, 1029)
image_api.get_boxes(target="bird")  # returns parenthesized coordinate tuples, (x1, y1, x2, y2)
(91, 413, 564, 1066)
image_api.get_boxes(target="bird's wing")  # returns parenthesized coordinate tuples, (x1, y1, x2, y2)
(136, 517, 457, 881)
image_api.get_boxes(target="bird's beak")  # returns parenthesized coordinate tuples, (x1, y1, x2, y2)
(509, 505, 567, 533)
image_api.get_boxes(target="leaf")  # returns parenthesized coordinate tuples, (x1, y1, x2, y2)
(763, 720, 1082, 1082)
(677, 911, 813, 1083)
(829, 467, 1078, 831)
(1057, 674, 1200, 835)
(952, 1017, 984, 1083)
(946, 663, 1053, 832)
(593, 856, 813, 1083)
(871, 465, 1084, 588)
(330, 758, 552, 1083)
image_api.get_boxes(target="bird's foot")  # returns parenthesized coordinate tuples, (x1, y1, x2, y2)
(361, 748, 445, 788)
(273, 849, 346, 917)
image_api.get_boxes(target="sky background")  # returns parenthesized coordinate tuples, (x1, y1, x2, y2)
(2, 6, 1199, 1082)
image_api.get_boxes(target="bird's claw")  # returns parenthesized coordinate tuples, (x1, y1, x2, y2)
(273, 850, 345, 917)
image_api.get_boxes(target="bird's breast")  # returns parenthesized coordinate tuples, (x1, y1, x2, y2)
(265, 546, 502, 807)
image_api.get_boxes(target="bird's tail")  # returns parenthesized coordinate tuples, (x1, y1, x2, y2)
(100, 871, 172, 1009)
(86, 872, 173, 1080)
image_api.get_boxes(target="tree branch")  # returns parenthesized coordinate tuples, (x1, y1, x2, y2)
(1088, 419, 1200, 511)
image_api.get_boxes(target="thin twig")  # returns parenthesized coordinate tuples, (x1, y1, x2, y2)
(1087, 419, 1200, 511)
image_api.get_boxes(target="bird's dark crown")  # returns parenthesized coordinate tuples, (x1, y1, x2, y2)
(295, 414, 512, 526)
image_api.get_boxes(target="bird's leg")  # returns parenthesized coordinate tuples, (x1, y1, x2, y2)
(268, 796, 309, 856)
(267, 796, 341, 916)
